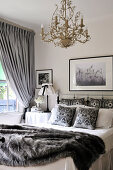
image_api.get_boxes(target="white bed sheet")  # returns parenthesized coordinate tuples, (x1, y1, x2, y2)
(0, 124, 113, 170)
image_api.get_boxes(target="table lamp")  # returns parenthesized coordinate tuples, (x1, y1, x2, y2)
(38, 83, 55, 112)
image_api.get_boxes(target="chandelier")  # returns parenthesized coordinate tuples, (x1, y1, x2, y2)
(41, 0, 90, 48)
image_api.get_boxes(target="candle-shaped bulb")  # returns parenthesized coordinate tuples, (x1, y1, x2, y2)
(41, 24, 44, 36)
(41, 24, 44, 28)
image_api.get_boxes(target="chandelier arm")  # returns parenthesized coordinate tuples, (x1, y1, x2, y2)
(67, 5, 75, 20)
(59, 1, 66, 21)
(75, 11, 81, 22)
(50, 24, 63, 39)
(53, 5, 58, 16)
(77, 39, 89, 43)
(80, 31, 91, 38)
(41, 30, 54, 42)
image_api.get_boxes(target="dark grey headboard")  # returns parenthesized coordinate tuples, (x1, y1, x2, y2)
(57, 94, 113, 108)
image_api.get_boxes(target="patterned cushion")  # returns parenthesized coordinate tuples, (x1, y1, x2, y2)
(74, 107, 99, 130)
(60, 99, 71, 105)
(70, 98, 85, 105)
(52, 105, 76, 127)
(60, 98, 85, 106)
(88, 98, 102, 108)
(102, 99, 113, 108)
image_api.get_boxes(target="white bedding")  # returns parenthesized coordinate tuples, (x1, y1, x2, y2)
(0, 112, 23, 125)
(0, 124, 113, 170)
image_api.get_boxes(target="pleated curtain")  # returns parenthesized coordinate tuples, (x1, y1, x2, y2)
(0, 21, 36, 110)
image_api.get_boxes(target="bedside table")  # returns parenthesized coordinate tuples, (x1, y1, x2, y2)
(25, 112, 51, 125)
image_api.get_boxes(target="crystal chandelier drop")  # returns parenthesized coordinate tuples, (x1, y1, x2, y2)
(41, 0, 90, 48)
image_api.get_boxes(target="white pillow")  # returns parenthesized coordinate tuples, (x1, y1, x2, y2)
(0, 112, 23, 125)
(96, 109, 113, 128)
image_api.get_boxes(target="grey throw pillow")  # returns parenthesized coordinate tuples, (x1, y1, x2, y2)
(88, 98, 102, 108)
(102, 99, 113, 108)
(52, 105, 76, 127)
(60, 99, 71, 105)
(60, 98, 85, 106)
(73, 107, 99, 130)
(71, 98, 85, 105)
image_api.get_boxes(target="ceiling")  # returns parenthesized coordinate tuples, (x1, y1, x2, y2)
(0, 0, 113, 30)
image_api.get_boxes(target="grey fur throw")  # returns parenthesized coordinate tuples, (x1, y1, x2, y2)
(0, 125, 105, 170)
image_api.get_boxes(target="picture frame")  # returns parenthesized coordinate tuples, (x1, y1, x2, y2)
(69, 56, 113, 91)
(36, 69, 53, 89)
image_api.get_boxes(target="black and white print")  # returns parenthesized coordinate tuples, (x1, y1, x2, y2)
(38, 73, 49, 85)
(69, 56, 113, 91)
(76, 62, 106, 86)
(36, 69, 53, 89)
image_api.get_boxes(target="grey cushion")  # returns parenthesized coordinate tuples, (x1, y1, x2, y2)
(60, 98, 85, 106)
(60, 99, 71, 105)
(74, 107, 99, 130)
(70, 98, 85, 105)
(88, 98, 102, 108)
(52, 105, 76, 127)
(102, 99, 113, 108)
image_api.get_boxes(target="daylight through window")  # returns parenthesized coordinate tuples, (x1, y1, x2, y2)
(0, 62, 17, 112)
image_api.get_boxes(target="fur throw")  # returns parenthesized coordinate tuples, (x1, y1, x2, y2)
(0, 125, 105, 170)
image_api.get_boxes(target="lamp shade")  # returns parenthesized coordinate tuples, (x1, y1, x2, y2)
(38, 83, 55, 96)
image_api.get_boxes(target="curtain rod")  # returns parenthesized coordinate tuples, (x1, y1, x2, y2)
(0, 17, 35, 33)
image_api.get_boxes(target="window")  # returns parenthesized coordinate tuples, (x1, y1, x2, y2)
(0, 62, 17, 112)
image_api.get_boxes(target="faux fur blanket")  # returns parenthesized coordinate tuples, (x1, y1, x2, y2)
(0, 125, 105, 170)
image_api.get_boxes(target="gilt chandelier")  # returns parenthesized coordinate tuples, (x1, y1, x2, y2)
(41, 0, 90, 48)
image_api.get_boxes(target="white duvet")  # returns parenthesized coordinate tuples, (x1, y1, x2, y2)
(0, 124, 113, 170)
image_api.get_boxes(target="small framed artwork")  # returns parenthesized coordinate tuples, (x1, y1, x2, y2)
(69, 56, 113, 91)
(36, 69, 53, 89)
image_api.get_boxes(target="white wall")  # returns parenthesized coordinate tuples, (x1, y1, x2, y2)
(35, 15, 113, 109)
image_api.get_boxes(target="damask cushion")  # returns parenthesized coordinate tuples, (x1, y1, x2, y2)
(73, 107, 99, 130)
(96, 109, 113, 128)
(53, 104, 85, 125)
(51, 105, 76, 127)
(102, 99, 113, 108)
(88, 98, 102, 108)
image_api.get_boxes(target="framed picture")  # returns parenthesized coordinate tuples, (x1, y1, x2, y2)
(36, 69, 53, 89)
(69, 56, 113, 91)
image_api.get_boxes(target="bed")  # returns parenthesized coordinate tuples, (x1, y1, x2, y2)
(0, 95, 113, 170)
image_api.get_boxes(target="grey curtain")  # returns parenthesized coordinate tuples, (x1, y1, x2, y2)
(0, 22, 35, 109)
